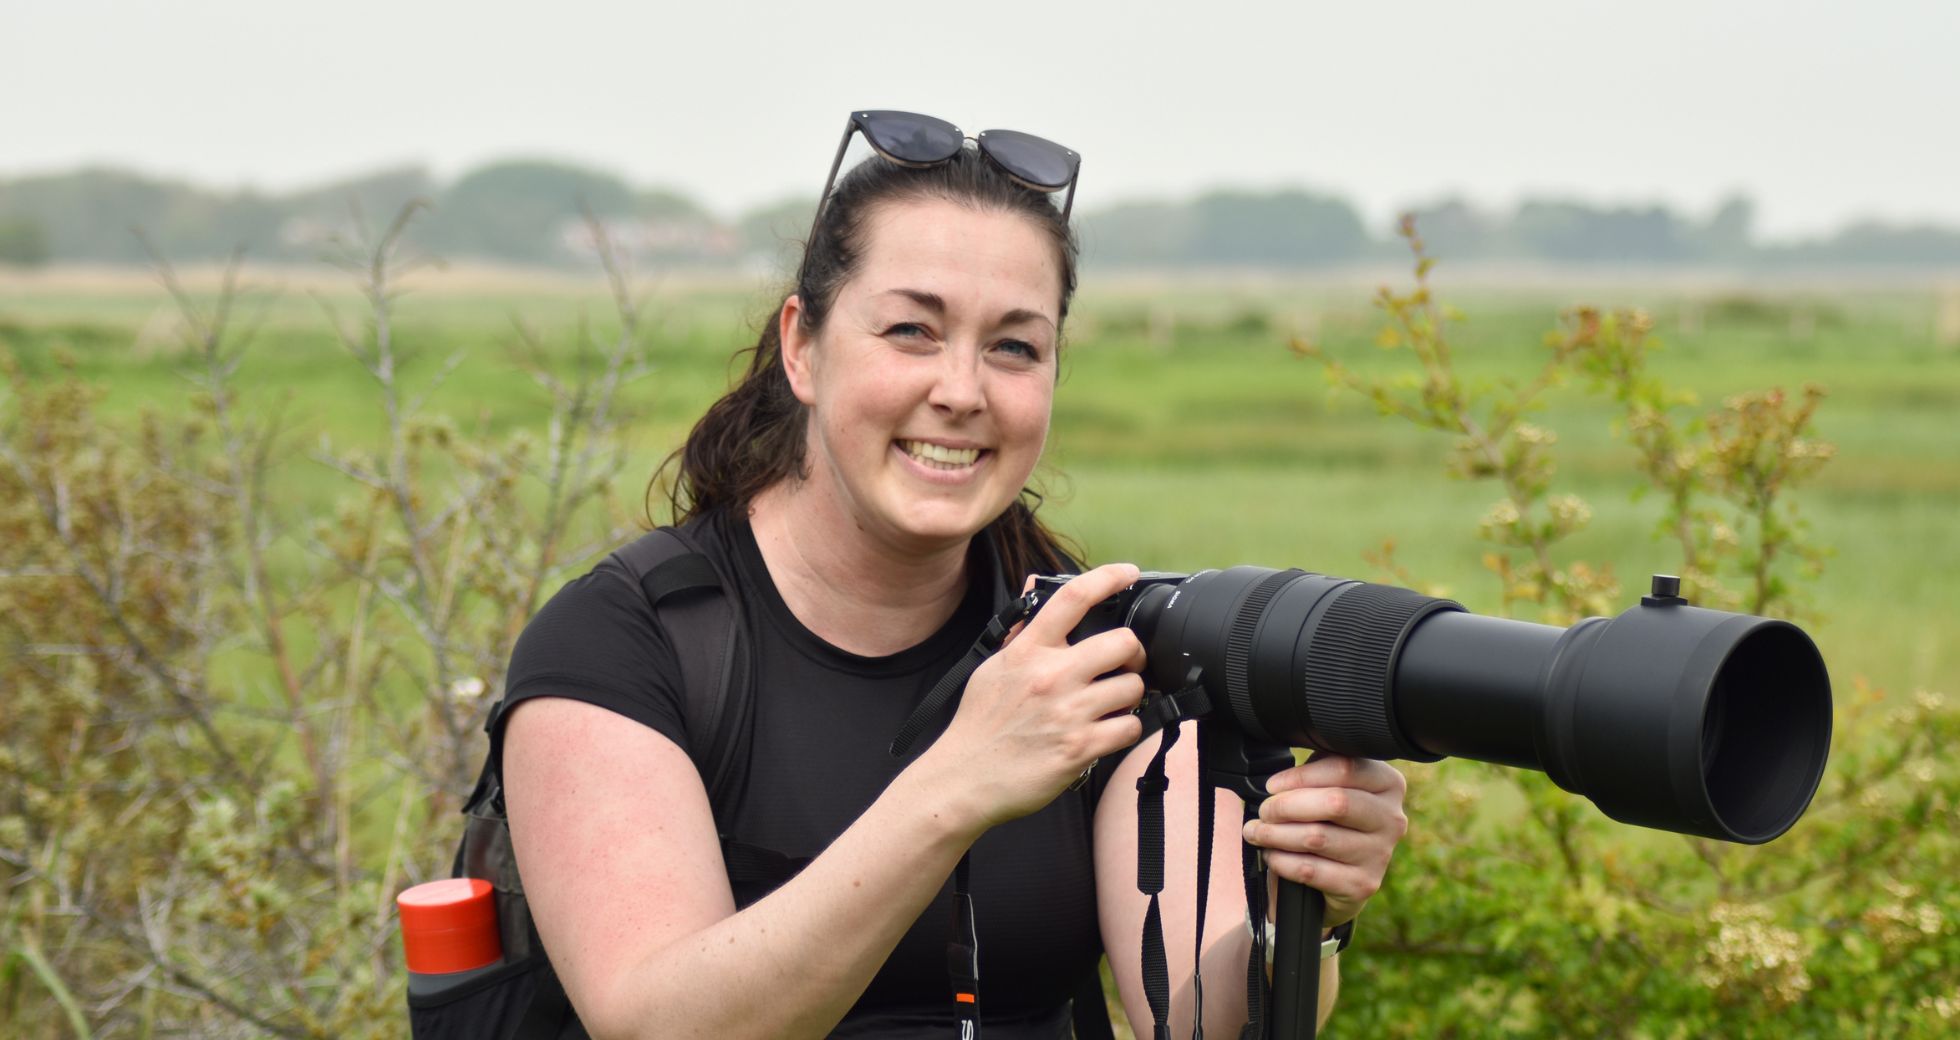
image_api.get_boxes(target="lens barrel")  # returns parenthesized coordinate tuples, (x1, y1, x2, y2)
(1133, 568, 1831, 845)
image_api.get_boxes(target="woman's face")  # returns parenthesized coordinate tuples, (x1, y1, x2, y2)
(781, 197, 1063, 555)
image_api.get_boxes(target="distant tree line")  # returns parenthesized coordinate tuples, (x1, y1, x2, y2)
(2, 159, 1958, 270)
(0, 162, 743, 269)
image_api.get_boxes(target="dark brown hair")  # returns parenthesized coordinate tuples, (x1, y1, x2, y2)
(649, 147, 1083, 583)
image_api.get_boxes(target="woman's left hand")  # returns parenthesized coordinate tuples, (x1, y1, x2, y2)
(1242, 753, 1409, 929)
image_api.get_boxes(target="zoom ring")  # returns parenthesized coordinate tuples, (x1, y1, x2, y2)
(1302, 584, 1456, 759)
(1223, 569, 1303, 739)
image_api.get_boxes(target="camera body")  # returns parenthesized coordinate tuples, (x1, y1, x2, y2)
(1028, 572, 1188, 646)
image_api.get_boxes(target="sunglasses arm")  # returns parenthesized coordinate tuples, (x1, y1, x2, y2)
(1061, 164, 1079, 223)
(806, 117, 862, 246)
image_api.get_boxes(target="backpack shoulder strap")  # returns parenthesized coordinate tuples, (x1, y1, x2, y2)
(474, 525, 755, 818)
(604, 525, 754, 820)
(443, 527, 756, 1039)
(614, 527, 808, 905)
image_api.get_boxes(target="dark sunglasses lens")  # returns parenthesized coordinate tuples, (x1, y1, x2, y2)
(858, 111, 963, 165)
(978, 130, 1077, 190)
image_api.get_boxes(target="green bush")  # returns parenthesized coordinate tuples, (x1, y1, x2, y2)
(1, 212, 650, 1039)
(1293, 219, 1959, 1039)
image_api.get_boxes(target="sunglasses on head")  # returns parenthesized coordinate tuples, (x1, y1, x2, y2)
(809, 110, 1082, 240)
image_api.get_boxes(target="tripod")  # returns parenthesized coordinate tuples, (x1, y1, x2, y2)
(1200, 725, 1329, 1040)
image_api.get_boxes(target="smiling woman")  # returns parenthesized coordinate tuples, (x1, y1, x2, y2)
(772, 201, 1062, 569)
(660, 118, 1084, 594)
(475, 114, 1402, 1040)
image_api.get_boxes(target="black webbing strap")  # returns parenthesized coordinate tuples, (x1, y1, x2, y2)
(637, 550, 722, 603)
(1132, 665, 1219, 1040)
(616, 535, 755, 819)
(885, 593, 1043, 1039)
(1192, 719, 1215, 1040)
(1136, 718, 1180, 1040)
(950, 853, 981, 1039)
(1239, 818, 1271, 1040)
(1134, 663, 1211, 743)
(483, 532, 730, 814)
(891, 639, 987, 759)
(890, 595, 1032, 758)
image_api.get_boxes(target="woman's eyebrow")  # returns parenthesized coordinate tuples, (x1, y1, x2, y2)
(881, 287, 947, 313)
(878, 287, 1054, 329)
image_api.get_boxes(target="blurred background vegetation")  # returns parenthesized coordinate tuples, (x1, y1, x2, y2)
(6, 160, 1960, 272)
(1, 195, 1956, 1039)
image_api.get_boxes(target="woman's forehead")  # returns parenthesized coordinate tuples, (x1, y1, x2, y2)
(849, 199, 1062, 321)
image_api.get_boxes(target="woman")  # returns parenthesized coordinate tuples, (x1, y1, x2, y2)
(499, 112, 1409, 1038)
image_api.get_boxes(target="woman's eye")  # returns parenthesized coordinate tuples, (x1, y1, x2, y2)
(885, 323, 928, 339)
(995, 339, 1041, 361)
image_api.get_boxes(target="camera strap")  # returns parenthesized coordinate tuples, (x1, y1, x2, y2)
(950, 852, 981, 1039)
(1130, 669, 1276, 1039)
(1132, 667, 1232, 1040)
(1192, 717, 1217, 1038)
(1238, 802, 1272, 1039)
(886, 594, 1041, 1040)
(889, 594, 1035, 758)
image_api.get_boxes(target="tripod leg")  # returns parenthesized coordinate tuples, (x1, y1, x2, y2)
(1269, 879, 1325, 1040)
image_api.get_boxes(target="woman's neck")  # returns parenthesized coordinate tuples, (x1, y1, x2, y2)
(747, 481, 973, 657)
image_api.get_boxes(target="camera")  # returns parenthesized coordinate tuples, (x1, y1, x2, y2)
(1028, 567, 1831, 845)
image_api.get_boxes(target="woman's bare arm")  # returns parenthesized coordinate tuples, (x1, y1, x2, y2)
(1095, 726, 1343, 1035)
(1097, 725, 1273, 1036)
(504, 696, 990, 1040)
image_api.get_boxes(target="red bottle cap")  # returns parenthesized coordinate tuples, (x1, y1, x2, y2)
(397, 878, 502, 974)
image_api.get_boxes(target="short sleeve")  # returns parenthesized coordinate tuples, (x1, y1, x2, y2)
(498, 561, 690, 760)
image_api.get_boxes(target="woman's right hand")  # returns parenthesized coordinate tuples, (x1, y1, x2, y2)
(922, 562, 1150, 828)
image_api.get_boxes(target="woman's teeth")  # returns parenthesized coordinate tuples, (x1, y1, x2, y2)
(899, 440, 982, 469)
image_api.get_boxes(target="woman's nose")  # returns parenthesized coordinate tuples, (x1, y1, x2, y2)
(927, 350, 984, 416)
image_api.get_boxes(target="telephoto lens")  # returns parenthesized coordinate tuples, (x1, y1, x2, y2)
(1053, 569, 1831, 845)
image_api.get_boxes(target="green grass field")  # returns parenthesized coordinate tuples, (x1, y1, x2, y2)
(4, 265, 1955, 705)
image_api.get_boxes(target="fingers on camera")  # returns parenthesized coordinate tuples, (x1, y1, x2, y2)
(1072, 627, 1145, 677)
(1028, 564, 1139, 641)
(1089, 712, 1145, 759)
(1083, 670, 1146, 717)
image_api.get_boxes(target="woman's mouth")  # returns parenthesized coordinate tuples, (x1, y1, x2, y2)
(896, 439, 986, 471)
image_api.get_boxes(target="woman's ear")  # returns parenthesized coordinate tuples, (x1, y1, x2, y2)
(779, 294, 820, 407)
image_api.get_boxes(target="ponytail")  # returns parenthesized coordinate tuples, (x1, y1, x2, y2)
(657, 318, 807, 522)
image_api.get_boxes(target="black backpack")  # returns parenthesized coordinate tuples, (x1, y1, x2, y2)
(410, 526, 1116, 1040)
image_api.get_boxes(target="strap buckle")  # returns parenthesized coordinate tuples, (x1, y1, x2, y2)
(1133, 661, 1213, 738)
(984, 590, 1040, 650)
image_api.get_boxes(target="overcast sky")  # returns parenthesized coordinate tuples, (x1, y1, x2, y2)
(4, 0, 1955, 239)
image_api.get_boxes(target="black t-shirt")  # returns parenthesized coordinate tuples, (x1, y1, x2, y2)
(502, 511, 1109, 1038)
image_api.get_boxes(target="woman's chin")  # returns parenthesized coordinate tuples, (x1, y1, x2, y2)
(890, 511, 988, 547)
(878, 496, 1007, 549)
